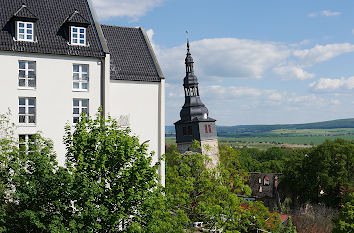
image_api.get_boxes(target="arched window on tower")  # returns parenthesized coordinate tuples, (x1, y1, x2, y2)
(190, 88, 194, 96)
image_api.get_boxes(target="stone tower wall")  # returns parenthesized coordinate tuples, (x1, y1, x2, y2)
(177, 139, 219, 168)
(201, 139, 219, 168)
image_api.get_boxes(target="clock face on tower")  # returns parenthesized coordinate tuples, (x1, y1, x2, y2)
(203, 113, 208, 119)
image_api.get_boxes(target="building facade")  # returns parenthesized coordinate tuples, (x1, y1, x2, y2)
(0, 0, 165, 184)
(246, 172, 281, 210)
(174, 41, 219, 167)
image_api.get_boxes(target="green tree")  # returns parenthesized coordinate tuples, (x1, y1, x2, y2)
(282, 217, 297, 233)
(1, 111, 177, 232)
(301, 139, 353, 206)
(1, 133, 73, 232)
(63, 113, 170, 232)
(281, 139, 354, 207)
(0, 111, 16, 233)
(332, 193, 354, 233)
(219, 144, 250, 194)
(166, 146, 275, 232)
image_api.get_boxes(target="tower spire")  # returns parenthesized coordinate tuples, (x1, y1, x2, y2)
(174, 32, 219, 167)
(186, 30, 190, 53)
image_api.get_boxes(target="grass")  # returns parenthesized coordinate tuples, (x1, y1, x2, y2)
(219, 135, 354, 145)
(270, 128, 354, 136)
(166, 134, 354, 150)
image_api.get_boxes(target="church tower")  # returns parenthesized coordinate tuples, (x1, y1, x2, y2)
(174, 40, 219, 167)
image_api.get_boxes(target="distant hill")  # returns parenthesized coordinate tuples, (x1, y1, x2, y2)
(166, 118, 354, 137)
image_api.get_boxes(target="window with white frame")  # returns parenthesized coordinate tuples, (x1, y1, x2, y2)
(73, 64, 89, 90)
(17, 21, 34, 41)
(19, 134, 36, 154)
(19, 61, 36, 88)
(73, 99, 89, 123)
(19, 97, 36, 124)
(71, 26, 86, 45)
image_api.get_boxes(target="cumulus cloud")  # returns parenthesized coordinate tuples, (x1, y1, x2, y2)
(273, 65, 315, 80)
(308, 10, 341, 18)
(205, 85, 263, 98)
(294, 43, 354, 66)
(310, 76, 354, 92)
(157, 38, 290, 82)
(148, 29, 354, 82)
(165, 82, 346, 125)
(92, 0, 164, 20)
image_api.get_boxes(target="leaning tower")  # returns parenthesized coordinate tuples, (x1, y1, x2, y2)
(174, 40, 219, 167)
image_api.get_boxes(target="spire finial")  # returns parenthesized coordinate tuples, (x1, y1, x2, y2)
(186, 30, 190, 53)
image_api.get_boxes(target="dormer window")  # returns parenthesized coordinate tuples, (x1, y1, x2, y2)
(71, 26, 86, 46)
(12, 4, 38, 42)
(17, 21, 34, 41)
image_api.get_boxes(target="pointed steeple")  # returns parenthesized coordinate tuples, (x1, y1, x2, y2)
(184, 39, 198, 87)
(174, 37, 219, 166)
(179, 40, 210, 122)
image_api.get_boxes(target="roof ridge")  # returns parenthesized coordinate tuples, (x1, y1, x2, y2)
(13, 3, 38, 19)
(101, 24, 140, 30)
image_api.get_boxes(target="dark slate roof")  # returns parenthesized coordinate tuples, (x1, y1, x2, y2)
(13, 5, 38, 20)
(0, 0, 105, 57)
(101, 25, 164, 82)
(65, 10, 90, 25)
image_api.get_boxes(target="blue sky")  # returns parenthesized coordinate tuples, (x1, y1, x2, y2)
(95, 0, 354, 126)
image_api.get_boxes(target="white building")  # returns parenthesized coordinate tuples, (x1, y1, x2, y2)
(0, 0, 165, 184)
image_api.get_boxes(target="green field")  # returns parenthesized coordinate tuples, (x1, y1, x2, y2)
(166, 119, 354, 149)
(166, 134, 354, 150)
(269, 128, 354, 137)
(219, 134, 354, 145)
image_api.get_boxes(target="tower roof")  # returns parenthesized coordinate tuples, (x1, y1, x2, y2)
(183, 40, 198, 86)
(176, 40, 215, 123)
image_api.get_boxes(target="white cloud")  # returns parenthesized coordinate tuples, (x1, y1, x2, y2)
(205, 85, 263, 98)
(148, 29, 354, 82)
(308, 10, 341, 18)
(331, 99, 341, 105)
(157, 38, 290, 82)
(310, 76, 354, 92)
(92, 0, 164, 20)
(321, 10, 341, 17)
(293, 43, 354, 66)
(273, 65, 315, 80)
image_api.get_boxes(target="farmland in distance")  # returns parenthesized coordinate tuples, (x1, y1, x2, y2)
(165, 118, 354, 149)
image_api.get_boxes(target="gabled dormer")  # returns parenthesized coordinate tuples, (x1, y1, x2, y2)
(64, 10, 90, 46)
(12, 4, 38, 42)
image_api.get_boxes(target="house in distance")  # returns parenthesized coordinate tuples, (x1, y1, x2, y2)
(0, 0, 165, 185)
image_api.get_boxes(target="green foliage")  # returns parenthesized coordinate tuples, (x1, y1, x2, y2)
(166, 145, 277, 232)
(282, 217, 297, 233)
(1, 133, 73, 232)
(283, 139, 354, 207)
(0, 111, 172, 232)
(333, 193, 354, 233)
(63, 112, 166, 232)
(236, 146, 307, 173)
(219, 144, 250, 195)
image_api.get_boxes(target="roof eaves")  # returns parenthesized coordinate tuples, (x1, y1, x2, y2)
(140, 27, 165, 79)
